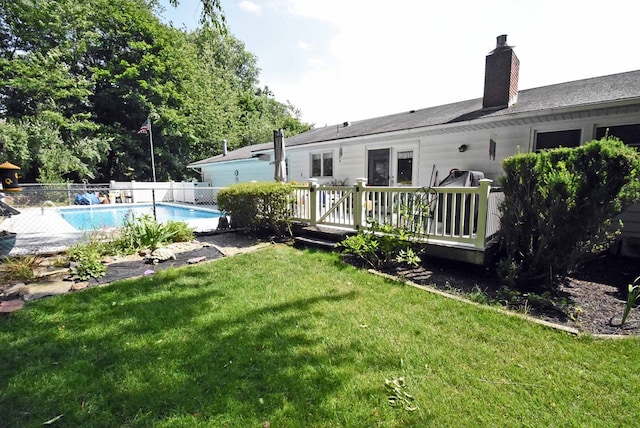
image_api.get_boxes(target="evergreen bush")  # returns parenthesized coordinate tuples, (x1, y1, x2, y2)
(498, 137, 640, 291)
(216, 181, 294, 237)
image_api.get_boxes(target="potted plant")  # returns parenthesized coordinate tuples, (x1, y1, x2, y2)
(0, 199, 20, 257)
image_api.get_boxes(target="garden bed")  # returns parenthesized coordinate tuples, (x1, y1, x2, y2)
(382, 254, 640, 336)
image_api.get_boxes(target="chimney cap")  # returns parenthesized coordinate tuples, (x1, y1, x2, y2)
(489, 34, 514, 54)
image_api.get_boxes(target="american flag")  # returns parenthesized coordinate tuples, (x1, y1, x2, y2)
(138, 117, 151, 134)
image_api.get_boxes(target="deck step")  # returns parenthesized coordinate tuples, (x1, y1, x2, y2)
(293, 236, 340, 251)
(292, 224, 355, 251)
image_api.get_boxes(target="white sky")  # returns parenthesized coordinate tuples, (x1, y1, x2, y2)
(159, 0, 640, 127)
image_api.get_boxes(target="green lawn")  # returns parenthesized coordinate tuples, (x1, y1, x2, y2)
(1, 245, 639, 427)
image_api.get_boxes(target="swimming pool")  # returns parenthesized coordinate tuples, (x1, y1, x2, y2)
(58, 203, 222, 231)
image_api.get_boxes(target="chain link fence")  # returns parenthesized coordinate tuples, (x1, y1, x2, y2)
(1, 183, 225, 256)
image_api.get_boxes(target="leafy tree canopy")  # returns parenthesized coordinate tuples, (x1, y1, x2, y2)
(0, 0, 311, 182)
(168, 0, 225, 29)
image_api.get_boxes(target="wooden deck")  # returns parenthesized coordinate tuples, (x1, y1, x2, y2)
(290, 179, 503, 265)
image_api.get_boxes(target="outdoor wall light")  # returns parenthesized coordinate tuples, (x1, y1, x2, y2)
(458, 144, 468, 153)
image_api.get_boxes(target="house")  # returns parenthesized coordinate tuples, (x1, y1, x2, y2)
(187, 141, 274, 187)
(189, 35, 640, 256)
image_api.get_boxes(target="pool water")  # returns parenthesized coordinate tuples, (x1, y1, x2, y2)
(59, 204, 222, 231)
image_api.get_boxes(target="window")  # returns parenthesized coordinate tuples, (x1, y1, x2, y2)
(396, 150, 413, 185)
(534, 129, 581, 151)
(596, 124, 640, 149)
(311, 152, 333, 177)
(489, 138, 496, 160)
(323, 153, 333, 176)
(312, 154, 321, 176)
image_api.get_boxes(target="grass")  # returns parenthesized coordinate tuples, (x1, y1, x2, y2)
(1, 245, 640, 427)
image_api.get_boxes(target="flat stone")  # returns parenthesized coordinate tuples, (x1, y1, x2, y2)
(70, 281, 90, 291)
(0, 299, 25, 313)
(23, 281, 72, 301)
(34, 267, 70, 278)
(4, 283, 29, 297)
(187, 256, 207, 264)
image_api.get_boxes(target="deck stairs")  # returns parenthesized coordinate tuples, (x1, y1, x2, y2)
(292, 224, 356, 251)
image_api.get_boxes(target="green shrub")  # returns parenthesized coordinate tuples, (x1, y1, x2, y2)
(164, 220, 195, 243)
(216, 181, 293, 237)
(64, 217, 191, 279)
(67, 238, 108, 280)
(339, 220, 422, 269)
(498, 137, 640, 291)
(339, 233, 380, 268)
(116, 215, 177, 252)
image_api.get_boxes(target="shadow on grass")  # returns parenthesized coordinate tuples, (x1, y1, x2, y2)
(0, 265, 360, 426)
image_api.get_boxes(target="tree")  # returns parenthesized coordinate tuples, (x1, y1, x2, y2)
(0, 0, 107, 181)
(167, 0, 225, 29)
(0, 120, 30, 171)
(0, 0, 311, 182)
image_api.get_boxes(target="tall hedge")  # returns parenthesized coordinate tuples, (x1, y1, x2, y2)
(216, 182, 294, 237)
(498, 137, 640, 291)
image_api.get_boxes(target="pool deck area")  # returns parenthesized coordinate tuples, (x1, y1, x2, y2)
(4, 204, 224, 256)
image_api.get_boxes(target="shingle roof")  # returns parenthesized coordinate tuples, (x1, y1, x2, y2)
(189, 69, 640, 166)
(284, 69, 640, 147)
(187, 142, 272, 166)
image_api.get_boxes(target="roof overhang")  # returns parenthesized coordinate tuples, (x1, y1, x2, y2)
(283, 98, 640, 150)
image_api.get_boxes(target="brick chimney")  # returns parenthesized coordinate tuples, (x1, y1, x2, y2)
(483, 34, 519, 109)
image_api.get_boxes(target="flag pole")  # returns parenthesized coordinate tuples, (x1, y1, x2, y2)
(139, 116, 157, 219)
(148, 119, 157, 183)
(147, 118, 157, 220)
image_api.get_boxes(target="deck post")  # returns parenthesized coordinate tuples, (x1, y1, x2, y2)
(474, 179, 493, 249)
(308, 178, 318, 226)
(354, 178, 367, 230)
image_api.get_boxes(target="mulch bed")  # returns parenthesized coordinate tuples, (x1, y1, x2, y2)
(381, 255, 640, 336)
(89, 245, 225, 285)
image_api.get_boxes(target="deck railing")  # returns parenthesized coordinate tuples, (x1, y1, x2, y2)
(290, 178, 503, 251)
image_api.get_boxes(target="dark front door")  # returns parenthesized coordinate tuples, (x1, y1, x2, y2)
(367, 149, 390, 186)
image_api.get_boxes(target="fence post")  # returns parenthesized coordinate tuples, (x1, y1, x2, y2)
(107, 180, 114, 204)
(126, 180, 135, 203)
(354, 178, 368, 231)
(474, 179, 492, 249)
(307, 178, 318, 226)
